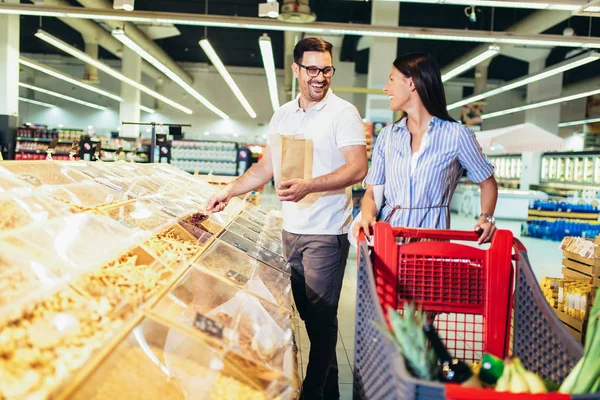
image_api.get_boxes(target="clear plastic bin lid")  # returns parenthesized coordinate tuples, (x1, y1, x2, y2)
(0, 244, 67, 320)
(74, 246, 174, 312)
(0, 167, 32, 192)
(0, 213, 139, 276)
(218, 232, 289, 275)
(0, 192, 71, 232)
(151, 267, 294, 382)
(194, 241, 291, 311)
(141, 193, 198, 219)
(41, 181, 129, 211)
(233, 216, 282, 244)
(0, 161, 92, 186)
(70, 317, 225, 400)
(101, 201, 175, 237)
(226, 222, 284, 257)
(69, 161, 125, 181)
(150, 267, 243, 351)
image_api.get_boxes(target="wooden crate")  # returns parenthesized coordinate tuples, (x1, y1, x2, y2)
(562, 249, 600, 288)
(553, 308, 586, 343)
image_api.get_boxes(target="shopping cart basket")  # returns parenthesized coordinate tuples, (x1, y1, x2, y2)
(353, 222, 599, 400)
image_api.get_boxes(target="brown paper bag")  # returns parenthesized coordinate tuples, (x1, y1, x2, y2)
(281, 135, 313, 181)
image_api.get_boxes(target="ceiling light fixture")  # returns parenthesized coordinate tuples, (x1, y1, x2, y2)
(35, 29, 193, 115)
(258, 34, 280, 111)
(113, 0, 134, 11)
(199, 38, 256, 118)
(112, 29, 228, 119)
(140, 105, 155, 114)
(558, 117, 600, 127)
(19, 82, 108, 110)
(19, 57, 156, 113)
(18, 97, 55, 108)
(441, 45, 499, 82)
(381, 0, 600, 12)
(481, 88, 600, 120)
(2, 5, 599, 49)
(448, 51, 600, 110)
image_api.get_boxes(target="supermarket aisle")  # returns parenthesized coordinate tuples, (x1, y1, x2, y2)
(259, 186, 563, 400)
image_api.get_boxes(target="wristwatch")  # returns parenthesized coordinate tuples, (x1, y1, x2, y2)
(479, 212, 496, 225)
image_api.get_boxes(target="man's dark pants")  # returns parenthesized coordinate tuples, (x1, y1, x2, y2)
(282, 231, 351, 400)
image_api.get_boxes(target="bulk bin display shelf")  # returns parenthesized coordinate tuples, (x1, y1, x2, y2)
(0, 160, 298, 400)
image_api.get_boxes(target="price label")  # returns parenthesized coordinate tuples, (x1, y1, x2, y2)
(233, 242, 249, 253)
(242, 233, 257, 243)
(226, 269, 249, 285)
(194, 313, 223, 339)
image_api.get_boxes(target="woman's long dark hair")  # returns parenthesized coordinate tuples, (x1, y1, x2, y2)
(393, 53, 456, 122)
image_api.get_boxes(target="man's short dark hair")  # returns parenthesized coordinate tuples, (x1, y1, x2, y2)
(293, 37, 333, 64)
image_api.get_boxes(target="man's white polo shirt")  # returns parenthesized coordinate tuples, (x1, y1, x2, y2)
(268, 90, 366, 235)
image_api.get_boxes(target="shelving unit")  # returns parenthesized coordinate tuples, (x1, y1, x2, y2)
(171, 140, 239, 176)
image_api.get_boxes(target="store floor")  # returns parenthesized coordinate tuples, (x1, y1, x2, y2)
(260, 186, 563, 400)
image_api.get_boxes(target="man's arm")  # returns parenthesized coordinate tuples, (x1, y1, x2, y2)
(206, 145, 274, 212)
(277, 145, 368, 202)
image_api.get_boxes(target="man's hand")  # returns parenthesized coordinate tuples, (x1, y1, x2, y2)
(474, 216, 496, 244)
(276, 179, 312, 202)
(206, 187, 232, 213)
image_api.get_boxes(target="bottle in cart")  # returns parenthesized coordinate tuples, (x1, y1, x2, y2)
(423, 322, 473, 383)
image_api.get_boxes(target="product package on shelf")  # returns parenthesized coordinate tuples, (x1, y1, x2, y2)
(0, 287, 128, 400)
(0, 192, 72, 231)
(41, 182, 129, 213)
(194, 240, 291, 310)
(0, 161, 92, 187)
(148, 267, 295, 395)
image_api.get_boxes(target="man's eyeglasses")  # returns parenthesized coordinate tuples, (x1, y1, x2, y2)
(296, 63, 336, 78)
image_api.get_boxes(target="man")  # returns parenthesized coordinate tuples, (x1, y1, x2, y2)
(207, 37, 368, 400)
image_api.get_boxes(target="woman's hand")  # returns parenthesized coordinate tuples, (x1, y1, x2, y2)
(354, 213, 376, 241)
(474, 216, 496, 244)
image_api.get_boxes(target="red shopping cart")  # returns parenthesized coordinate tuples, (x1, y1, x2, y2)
(353, 222, 593, 400)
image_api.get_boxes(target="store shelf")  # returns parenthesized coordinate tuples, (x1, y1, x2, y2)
(15, 149, 71, 156)
(528, 210, 600, 220)
(102, 148, 148, 154)
(173, 157, 236, 162)
(17, 137, 74, 143)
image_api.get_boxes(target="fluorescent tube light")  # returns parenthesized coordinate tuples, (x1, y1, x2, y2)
(19, 57, 122, 102)
(441, 46, 499, 82)
(558, 117, 600, 127)
(35, 29, 193, 115)
(19, 82, 108, 110)
(199, 38, 256, 118)
(140, 105, 155, 114)
(19, 97, 55, 108)
(481, 89, 600, 120)
(448, 51, 600, 110)
(258, 34, 280, 111)
(112, 29, 228, 119)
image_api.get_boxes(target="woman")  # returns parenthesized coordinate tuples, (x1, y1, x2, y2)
(353, 53, 498, 244)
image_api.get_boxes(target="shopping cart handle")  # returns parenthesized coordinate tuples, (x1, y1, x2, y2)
(388, 226, 483, 242)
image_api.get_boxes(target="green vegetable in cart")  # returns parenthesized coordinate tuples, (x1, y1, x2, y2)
(559, 287, 600, 394)
(372, 303, 437, 380)
(479, 353, 504, 385)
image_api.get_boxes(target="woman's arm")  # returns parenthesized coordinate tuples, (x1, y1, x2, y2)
(354, 185, 378, 240)
(475, 176, 498, 244)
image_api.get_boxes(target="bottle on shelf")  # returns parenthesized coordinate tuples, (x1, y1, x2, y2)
(422, 322, 473, 384)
